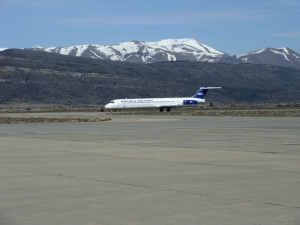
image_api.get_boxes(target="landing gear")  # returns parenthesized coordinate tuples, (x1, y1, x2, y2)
(159, 108, 171, 112)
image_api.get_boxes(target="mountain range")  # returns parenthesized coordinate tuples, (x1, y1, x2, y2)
(1, 48, 300, 105)
(1, 38, 294, 69)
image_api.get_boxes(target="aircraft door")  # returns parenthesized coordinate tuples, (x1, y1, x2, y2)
(177, 99, 183, 106)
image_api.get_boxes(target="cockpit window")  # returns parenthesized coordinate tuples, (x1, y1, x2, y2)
(110, 101, 115, 103)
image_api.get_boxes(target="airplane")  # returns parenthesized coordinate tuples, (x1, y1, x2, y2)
(105, 86, 221, 112)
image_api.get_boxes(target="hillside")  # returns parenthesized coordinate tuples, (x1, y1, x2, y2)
(0, 49, 299, 105)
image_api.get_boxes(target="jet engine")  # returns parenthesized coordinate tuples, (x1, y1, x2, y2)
(183, 100, 198, 105)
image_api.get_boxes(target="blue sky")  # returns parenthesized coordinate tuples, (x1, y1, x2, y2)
(1, 0, 299, 55)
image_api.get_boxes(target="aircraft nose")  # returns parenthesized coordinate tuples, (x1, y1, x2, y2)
(104, 104, 111, 109)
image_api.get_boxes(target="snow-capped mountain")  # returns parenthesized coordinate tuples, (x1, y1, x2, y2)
(239, 47, 300, 68)
(30, 38, 226, 63)
(1, 38, 300, 68)
(218, 47, 300, 69)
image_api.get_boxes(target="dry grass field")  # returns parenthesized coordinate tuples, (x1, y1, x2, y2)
(1, 104, 299, 124)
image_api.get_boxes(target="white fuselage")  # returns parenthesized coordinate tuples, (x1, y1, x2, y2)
(105, 97, 205, 109)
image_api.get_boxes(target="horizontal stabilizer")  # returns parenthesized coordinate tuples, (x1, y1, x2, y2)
(200, 87, 222, 89)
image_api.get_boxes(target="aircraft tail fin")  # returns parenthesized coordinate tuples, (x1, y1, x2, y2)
(193, 87, 221, 99)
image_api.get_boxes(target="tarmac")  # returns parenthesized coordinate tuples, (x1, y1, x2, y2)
(0, 114, 299, 225)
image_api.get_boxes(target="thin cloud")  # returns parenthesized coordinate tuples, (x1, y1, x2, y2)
(261, 0, 300, 11)
(272, 32, 300, 37)
(268, 0, 300, 7)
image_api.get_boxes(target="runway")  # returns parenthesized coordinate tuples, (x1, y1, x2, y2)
(0, 115, 299, 225)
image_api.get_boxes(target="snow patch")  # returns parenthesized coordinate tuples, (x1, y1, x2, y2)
(255, 48, 266, 54)
(237, 48, 265, 58)
(271, 49, 290, 61)
(75, 45, 88, 56)
(237, 53, 247, 57)
(60, 47, 74, 55)
(45, 47, 56, 51)
(110, 54, 122, 61)
(0, 48, 8, 51)
(90, 50, 103, 59)
(167, 53, 176, 61)
(293, 54, 299, 59)
(277, 47, 289, 54)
